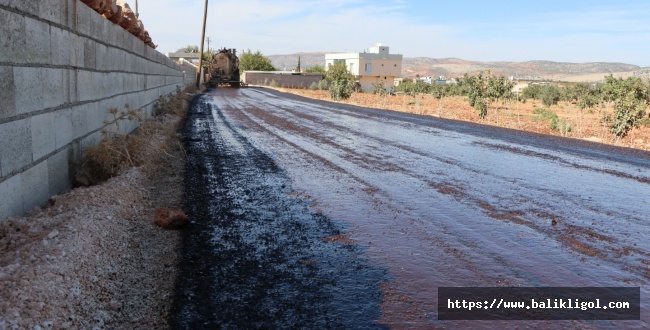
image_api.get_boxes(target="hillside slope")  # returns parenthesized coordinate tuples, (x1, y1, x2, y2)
(267, 53, 645, 81)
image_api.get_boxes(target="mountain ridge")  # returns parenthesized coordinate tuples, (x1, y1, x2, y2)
(267, 53, 647, 81)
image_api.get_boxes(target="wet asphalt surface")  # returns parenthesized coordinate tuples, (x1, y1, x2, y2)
(171, 87, 650, 329)
(170, 91, 386, 329)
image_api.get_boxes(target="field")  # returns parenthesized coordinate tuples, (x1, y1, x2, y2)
(276, 88, 650, 151)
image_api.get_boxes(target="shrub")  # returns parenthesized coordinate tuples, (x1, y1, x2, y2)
(78, 87, 190, 183)
(326, 63, 355, 100)
(541, 85, 561, 107)
(602, 75, 650, 138)
(533, 108, 571, 133)
(329, 79, 354, 100)
(372, 82, 389, 97)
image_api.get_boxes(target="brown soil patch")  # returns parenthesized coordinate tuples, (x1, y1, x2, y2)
(275, 88, 650, 151)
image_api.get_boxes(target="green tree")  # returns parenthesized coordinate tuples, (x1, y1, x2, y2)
(573, 83, 602, 110)
(239, 49, 276, 71)
(601, 75, 650, 138)
(465, 71, 512, 119)
(540, 85, 561, 107)
(394, 80, 430, 94)
(296, 56, 301, 72)
(325, 63, 355, 100)
(305, 65, 326, 74)
(522, 84, 543, 100)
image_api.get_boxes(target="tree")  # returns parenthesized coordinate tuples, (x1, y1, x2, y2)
(465, 71, 512, 119)
(296, 56, 301, 72)
(305, 65, 326, 74)
(325, 62, 355, 100)
(430, 83, 449, 116)
(239, 49, 276, 71)
(176, 45, 199, 53)
(394, 80, 430, 95)
(573, 83, 602, 110)
(540, 85, 561, 107)
(601, 75, 650, 138)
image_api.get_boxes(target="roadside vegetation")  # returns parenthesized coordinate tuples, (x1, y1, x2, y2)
(76, 86, 195, 184)
(268, 72, 650, 150)
(239, 49, 277, 71)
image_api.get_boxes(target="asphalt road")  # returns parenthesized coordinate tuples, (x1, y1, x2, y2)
(172, 87, 650, 329)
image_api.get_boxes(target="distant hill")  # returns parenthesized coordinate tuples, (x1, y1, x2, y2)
(267, 53, 644, 82)
(267, 53, 327, 71)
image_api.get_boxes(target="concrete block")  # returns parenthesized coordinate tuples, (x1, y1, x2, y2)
(70, 34, 84, 68)
(75, 0, 91, 36)
(39, 0, 65, 25)
(110, 72, 122, 97)
(31, 112, 56, 161)
(3, 0, 39, 15)
(14, 66, 44, 115)
(21, 160, 49, 213)
(50, 26, 72, 66)
(76, 69, 93, 102)
(0, 66, 16, 120)
(92, 71, 105, 98)
(0, 10, 26, 63)
(86, 101, 103, 132)
(95, 43, 108, 71)
(83, 38, 96, 69)
(43, 68, 67, 109)
(0, 118, 32, 176)
(70, 104, 88, 139)
(88, 5, 103, 40)
(54, 108, 73, 149)
(68, 68, 78, 103)
(47, 147, 70, 196)
(93, 11, 109, 42)
(0, 174, 24, 221)
(24, 17, 51, 64)
(65, 0, 77, 30)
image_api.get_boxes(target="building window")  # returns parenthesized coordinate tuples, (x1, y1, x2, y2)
(365, 63, 371, 73)
(334, 59, 345, 65)
(349, 63, 354, 73)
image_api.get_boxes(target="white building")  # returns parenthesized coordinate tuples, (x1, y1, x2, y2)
(325, 44, 402, 92)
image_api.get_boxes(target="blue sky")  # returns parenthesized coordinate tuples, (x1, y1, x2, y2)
(138, 0, 650, 66)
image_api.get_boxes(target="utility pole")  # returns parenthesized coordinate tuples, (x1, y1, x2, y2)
(135, 0, 139, 17)
(196, 0, 208, 88)
(205, 37, 212, 66)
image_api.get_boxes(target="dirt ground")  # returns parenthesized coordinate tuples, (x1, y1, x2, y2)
(0, 113, 186, 329)
(276, 88, 650, 152)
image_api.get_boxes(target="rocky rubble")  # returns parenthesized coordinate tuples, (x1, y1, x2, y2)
(80, 0, 156, 48)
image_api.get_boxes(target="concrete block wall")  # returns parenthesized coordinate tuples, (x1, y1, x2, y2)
(242, 71, 322, 89)
(0, 0, 193, 221)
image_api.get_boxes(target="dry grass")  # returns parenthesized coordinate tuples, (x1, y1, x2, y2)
(276, 88, 650, 151)
(78, 86, 196, 183)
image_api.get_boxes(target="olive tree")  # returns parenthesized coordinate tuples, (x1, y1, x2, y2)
(602, 75, 650, 138)
(465, 71, 513, 119)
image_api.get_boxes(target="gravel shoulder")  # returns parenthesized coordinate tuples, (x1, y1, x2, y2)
(0, 114, 185, 330)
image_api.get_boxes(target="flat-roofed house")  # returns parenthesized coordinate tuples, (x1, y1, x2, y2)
(325, 44, 402, 92)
